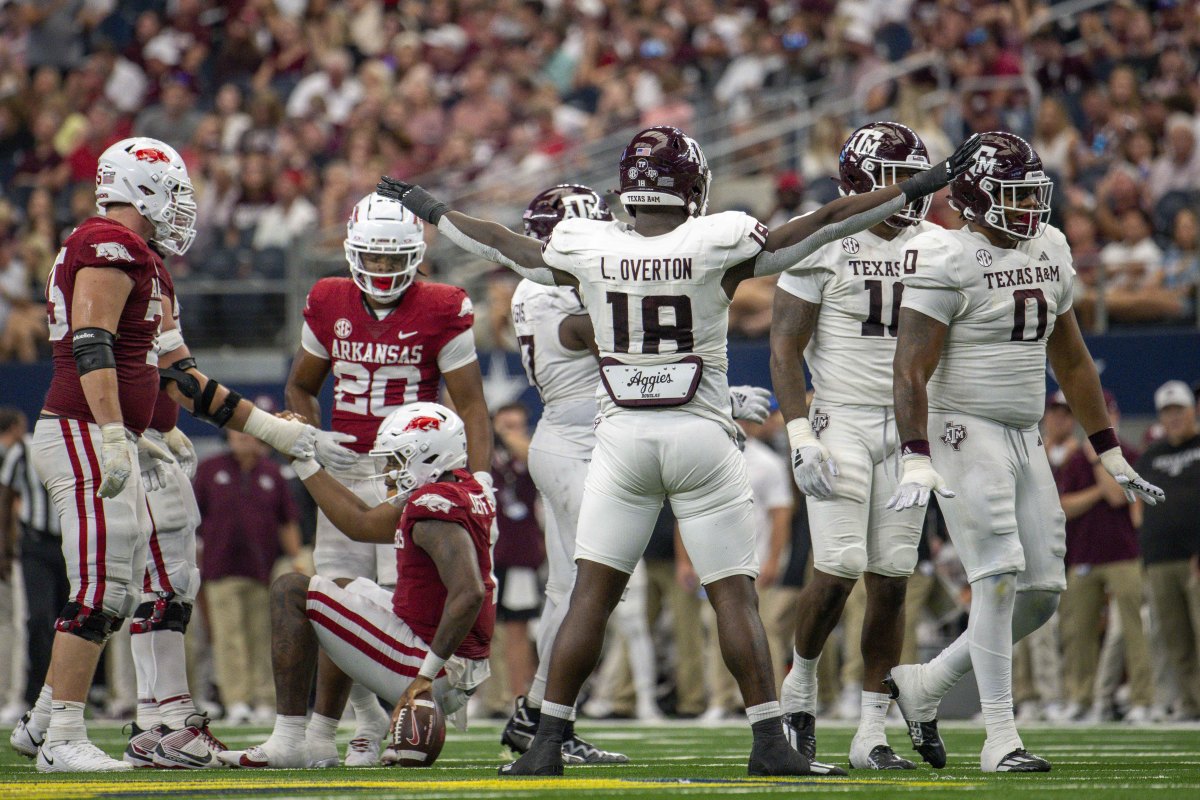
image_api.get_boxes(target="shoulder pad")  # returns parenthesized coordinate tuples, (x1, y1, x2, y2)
(71, 220, 155, 268)
(903, 229, 967, 291)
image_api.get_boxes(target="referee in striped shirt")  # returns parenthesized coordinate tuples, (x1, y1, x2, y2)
(0, 408, 65, 709)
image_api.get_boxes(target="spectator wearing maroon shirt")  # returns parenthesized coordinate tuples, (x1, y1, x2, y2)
(194, 427, 301, 725)
(1055, 390, 1152, 722)
(490, 403, 544, 707)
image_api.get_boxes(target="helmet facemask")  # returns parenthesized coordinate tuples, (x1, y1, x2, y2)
(151, 178, 198, 255)
(346, 241, 425, 302)
(977, 175, 1053, 240)
(842, 158, 932, 228)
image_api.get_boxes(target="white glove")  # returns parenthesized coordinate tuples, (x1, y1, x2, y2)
(242, 406, 318, 459)
(787, 418, 838, 499)
(161, 427, 197, 479)
(729, 385, 772, 423)
(315, 430, 359, 471)
(137, 435, 175, 493)
(1098, 447, 1165, 505)
(473, 470, 496, 503)
(97, 423, 133, 499)
(886, 454, 956, 511)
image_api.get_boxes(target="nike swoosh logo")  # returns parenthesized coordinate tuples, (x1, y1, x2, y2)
(397, 331, 419, 340)
(43, 753, 53, 765)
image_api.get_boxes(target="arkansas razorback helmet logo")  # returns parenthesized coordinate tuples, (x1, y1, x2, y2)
(134, 148, 171, 164)
(404, 416, 442, 432)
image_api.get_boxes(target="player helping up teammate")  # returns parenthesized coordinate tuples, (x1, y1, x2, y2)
(377, 124, 983, 777)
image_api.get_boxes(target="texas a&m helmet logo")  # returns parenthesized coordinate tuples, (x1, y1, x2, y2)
(811, 409, 829, 438)
(134, 148, 171, 164)
(940, 421, 968, 450)
(844, 127, 884, 158)
(970, 144, 1000, 177)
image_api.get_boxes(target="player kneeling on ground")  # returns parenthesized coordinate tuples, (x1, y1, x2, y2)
(220, 403, 495, 769)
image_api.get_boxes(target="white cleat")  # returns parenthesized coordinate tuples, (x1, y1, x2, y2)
(885, 665, 940, 723)
(343, 736, 380, 767)
(123, 723, 163, 767)
(217, 743, 306, 769)
(38, 739, 133, 772)
(306, 738, 341, 768)
(153, 715, 227, 769)
(10, 712, 43, 759)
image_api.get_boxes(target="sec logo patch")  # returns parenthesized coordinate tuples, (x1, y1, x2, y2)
(334, 318, 352, 338)
(842, 237, 860, 255)
(976, 249, 993, 268)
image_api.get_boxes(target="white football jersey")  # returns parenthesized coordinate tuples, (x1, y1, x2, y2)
(777, 220, 938, 408)
(901, 223, 1076, 428)
(542, 212, 767, 434)
(511, 279, 599, 455)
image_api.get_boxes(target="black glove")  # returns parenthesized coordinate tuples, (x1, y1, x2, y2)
(375, 177, 449, 225)
(898, 133, 983, 201)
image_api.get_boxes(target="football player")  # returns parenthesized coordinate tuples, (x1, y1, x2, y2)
(220, 404, 495, 769)
(377, 124, 983, 776)
(502, 185, 772, 763)
(284, 191, 490, 765)
(11, 138, 320, 773)
(886, 132, 1165, 772)
(771, 122, 938, 770)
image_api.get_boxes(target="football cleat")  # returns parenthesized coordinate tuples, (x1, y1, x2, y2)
(122, 722, 163, 767)
(782, 711, 817, 761)
(748, 734, 847, 777)
(498, 737, 564, 776)
(560, 729, 628, 764)
(884, 668, 947, 769)
(152, 715, 226, 769)
(988, 748, 1051, 773)
(343, 736, 381, 767)
(500, 695, 539, 755)
(851, 742, 916, 770)
(38, 739, 133, 772)
(10, 712, 43, 759)
(217, 743, 306, 769)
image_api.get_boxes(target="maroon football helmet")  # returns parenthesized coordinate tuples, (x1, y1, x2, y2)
(522, 184, 613, 242)
(618, 126, 711, 216)
(950, 131, 1052, 240)
(838, 121, 932, 228)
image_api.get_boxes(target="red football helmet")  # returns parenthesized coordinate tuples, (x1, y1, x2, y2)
(950, 131, 1053, 240)
(618, 126, 711, 216)
(838, 121, 932, 228)
(522, 184, 613, 242)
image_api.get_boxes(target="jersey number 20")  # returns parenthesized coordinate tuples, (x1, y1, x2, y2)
(333, 363, 420, 416)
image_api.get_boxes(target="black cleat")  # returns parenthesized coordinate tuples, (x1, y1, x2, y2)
(993, 748, 1051, 773)
(782, 711, 816, 761)
(884, 673, 947, 769)
(749, 735, 847, 777)
(498, 737, 564, 776)
(500, 696, 539, 755)
(859, 744, 916, 770)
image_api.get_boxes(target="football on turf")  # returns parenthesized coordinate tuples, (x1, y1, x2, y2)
(382, 691, 446, 767)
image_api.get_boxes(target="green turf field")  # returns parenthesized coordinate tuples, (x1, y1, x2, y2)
(3, 720, 1198, 799)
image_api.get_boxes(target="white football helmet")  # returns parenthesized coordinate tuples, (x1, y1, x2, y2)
(369, 402, 468, 501)
(95, 137, 197, 255)
(345, 193, 426, 302)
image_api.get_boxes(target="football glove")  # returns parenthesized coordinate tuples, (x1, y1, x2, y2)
(1098, 447, 1165, 505)
(787, 418, 838, 499)
(97, 423, 133, 499)
(729, 385, 772, 424)
(137, 435, 175, 493)
(899, 133, 983, 200)
(473, 471, 496, 504)
(315, 430, 359, 471)
(161, 426, 197, 479)
(886, 454, 956, 511)
(376, 177, 449, 224)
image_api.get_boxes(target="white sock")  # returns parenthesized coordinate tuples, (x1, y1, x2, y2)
(780, 651, 819, 715)
(264, 714, 307, 754)
(745, 700, 781, 725)
(349, 683, 388, 735)
(526, 675, 546, 709)
(32, 685, 53, 733)
(968, 574, 1022, 753)
(46, 701, 87, 744)
(541, 701, 575, 721)
(857, 691, 890, 744)
(306, 712, 339, 750)
(131, 632, 159, 729)
(147, 631, 195, 728)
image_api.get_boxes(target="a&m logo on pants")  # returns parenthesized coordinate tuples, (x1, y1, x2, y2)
(940, 421, 968, 450)
(811, 409, 829, 438)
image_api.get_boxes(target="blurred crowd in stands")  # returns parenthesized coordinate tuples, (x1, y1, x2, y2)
(0, 0, 1198, 359)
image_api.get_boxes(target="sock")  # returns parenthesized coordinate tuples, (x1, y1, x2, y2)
(350, 683, 389, 736)
(136, 700, 161, 730)
(31, 685, 53, 733)
(148, 631, 195, 729)
(130, 631, 161, 729)
(745, 701, 783, 739)
(533, 702, 572, 745)
(306, 713, 339, 750)
(856, 691, 890, 744)
(526, 675, 546, 710)
(780, 651, 819, 715)
(265, 714, 307, 754)
(46, 701, 87, 744)
(968, 574, 1022, 754)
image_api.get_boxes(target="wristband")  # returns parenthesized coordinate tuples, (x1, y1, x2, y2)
(418, 651, 447, 680)
(1087, 427, 1120, 454)
(901, 439, 931, 458)
(292, 458, 321, 480)
(786, 417, 817, 449)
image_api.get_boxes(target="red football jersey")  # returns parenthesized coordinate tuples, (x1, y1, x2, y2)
(43, 217, 165, 435)
(302, 278, 475, 453)
(393, 470, 496, 660)
(148, 268, 181, 433)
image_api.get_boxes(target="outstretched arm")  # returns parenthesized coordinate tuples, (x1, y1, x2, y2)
(293, 463, 402, 543)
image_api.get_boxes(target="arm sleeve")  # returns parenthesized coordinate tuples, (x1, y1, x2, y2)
(437, 216, 557, 285)
(437, 328, 478, 372)
(753, 195, 906, 277)
(300, 321, 329, 359)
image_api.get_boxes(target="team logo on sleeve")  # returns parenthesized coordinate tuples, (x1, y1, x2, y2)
(841, 237, 861, 255)
(92, 242, 134, 262)
(334, 318, 352, 338)
(940, 421, 968, 450)
(412, 493, 454, 514)
(811, 409, 829, 438)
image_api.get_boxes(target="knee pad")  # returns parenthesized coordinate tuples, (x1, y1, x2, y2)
(817, 546, 867, 580)
(55, 602, 124, 644)
(130, 593, 193, 634)
(1012, 589, 1060, 642)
